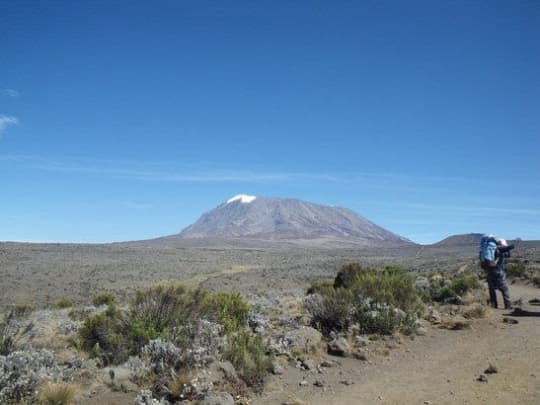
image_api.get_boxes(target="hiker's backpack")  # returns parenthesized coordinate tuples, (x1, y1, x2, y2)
(479, 235, 497, 271)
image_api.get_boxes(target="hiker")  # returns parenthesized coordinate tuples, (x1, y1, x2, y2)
(480, 235, 514, 309)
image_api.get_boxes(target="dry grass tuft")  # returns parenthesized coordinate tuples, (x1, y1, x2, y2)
(39, 382, 79, 405)
(461, 304, 487, 319)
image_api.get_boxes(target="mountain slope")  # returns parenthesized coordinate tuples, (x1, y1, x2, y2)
(178, 195, 412, 246)
(432, 233, 483, 247)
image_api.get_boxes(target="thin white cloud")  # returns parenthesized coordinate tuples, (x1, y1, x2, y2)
(0, 115, 19, 136)
(1, 89, 20, 98)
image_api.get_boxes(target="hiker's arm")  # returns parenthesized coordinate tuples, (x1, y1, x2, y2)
(498, 245, 515, 254)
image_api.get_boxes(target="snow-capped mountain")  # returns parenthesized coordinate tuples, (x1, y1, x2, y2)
(177, 195, 412, 246)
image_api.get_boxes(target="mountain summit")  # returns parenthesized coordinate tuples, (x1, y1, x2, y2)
(178, 195, 412, 246)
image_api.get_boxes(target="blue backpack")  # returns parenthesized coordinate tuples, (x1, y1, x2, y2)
(479, 235, 497, 270)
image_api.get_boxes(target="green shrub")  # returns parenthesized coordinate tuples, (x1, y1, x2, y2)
(0, 311, 34, 355)
(305, 287, 355, 336)
(355, 306, 402, 335)
(507, 262, 528, 278)
(447, 273, 480, 297)
(350, 266, 419, 312)
(334, 262, 366, 289)
(130, 284, 210, 339)
(426, 273, 481, 303)
(212, 292, 250, 335)
(10, 304, 34, 318)
(55, 299, 75, 309)
(78, 312, 130, 365)
(306, 279, 334, 295)
(224, 330, 272, 388)
(93, 293, 116, 306)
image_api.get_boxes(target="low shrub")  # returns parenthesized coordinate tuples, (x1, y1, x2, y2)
(0, 310, 34, 355)
(461, 304, 487, 319)
(334, 262, 366, 289)
(306, 263, 422, 337)
(78, 312, 130, 365)
(10, 304, 34, 318)
(224, 330, 272, 389)
(305, 288, 355, 336)
(449, 274, 480, 296)
(427, 273, 481, 304)
(38, 382, 79, 405)
(306, 279, 334, 295)
(55, 299, 75, 309)
(350, 266, 420, 312)
(507, 262, 528, 278)
(93, 293, 116, 306)
(354, 306, 403, 335)
(130, 285, 211, 345)
(212, 292, 250, 335)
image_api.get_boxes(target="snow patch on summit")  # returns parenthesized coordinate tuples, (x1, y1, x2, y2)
(226, 194, 257, 204)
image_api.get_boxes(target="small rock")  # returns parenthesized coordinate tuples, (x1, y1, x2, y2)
(217, 361, 238, 383)
(352, 348, 368, 361)
(199, 392, 234, 405)
(416, 326, 427, 336)
(314, 379, 324, 387)
(340, 379, 354, 386)
(327, 337, 351, 357)
(301, 359, 316, 371)
(319, 360, 334, 368)
(477, 374, 488, 383)
(503, 317, 519, 325)
(272, 364, 285, 375)
(485, 364, 498, 374)
(354, 335, 370, 347)
(299, 380, 308, 387)
(427, 308, 442, 325)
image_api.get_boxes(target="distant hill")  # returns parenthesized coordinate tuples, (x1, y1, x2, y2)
(171, 194, 413, 247)
(432, 233, 483, 247)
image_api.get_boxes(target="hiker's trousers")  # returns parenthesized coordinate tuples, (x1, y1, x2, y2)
(487, 271, 511, 309)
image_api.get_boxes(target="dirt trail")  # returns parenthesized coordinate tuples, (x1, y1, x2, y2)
(260, 283, 540, 405)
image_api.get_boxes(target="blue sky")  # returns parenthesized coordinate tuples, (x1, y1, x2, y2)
(1, 0, 539, 244)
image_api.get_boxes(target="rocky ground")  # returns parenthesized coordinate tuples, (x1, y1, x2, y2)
(1, 240, 539, 404)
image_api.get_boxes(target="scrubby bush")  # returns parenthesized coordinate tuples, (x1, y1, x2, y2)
(306, 279, 334, 295)
(355, 306, 403, 335)
(448, 273, 481, 296)
(212, 292, 250, 335)
(78, 283, 250, 368)
(224, 330, 272, 389)
(350, 266, 419, 312)
(78, 311, 130, 365)
(306, 263, 421, 337)
(424, 273, 481, 304)
(507, 262, 528, 278)
(38, 382, 79, 405)
(1, 311, 34, 355)
(334, 262, 366, 289)
(55, 299, 74, 309)
(0, 347, 60, 403)
(93, 293, 116, 306)
(305, 288, 355, 336)
(130, 284, 211, 346)
(10, 304, 34, 318)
